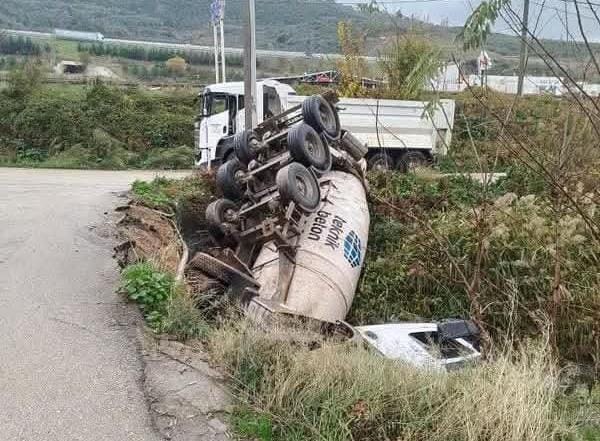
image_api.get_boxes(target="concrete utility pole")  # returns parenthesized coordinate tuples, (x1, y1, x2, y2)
(244, 0, 257, 129)
(213, 23, 220, 83)
(220, 0, 226, 83)
(517, 0, 530, 96)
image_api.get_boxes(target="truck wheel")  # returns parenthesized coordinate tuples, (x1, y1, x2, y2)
(302, 95, 341, 140)
(189, 252, 257, 288)
(288, 123, 331, 172)
(368, 152, 394, 171)
(398, 151, 430, 173)
(234, 130, 260, 165)
(276, 163, 321, 212)
(206, 198, 238, 247)
(216, 158, 246, 200)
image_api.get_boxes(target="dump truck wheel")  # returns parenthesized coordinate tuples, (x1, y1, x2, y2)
(397, 151, 429, 173)
(276, 163, 321, 212)
(216, 158, 246, 200)
(302, 95, 341, 140)
(234, 130, 259, 165)
(288, 123, 331, 171)
(368, 153, 394, 171)
(189, 252, 257, 287)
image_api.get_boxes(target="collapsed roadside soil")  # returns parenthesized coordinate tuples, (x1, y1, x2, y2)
(115, 190, 232, 441)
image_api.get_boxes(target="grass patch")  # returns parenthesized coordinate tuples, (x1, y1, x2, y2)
(231, 408, 274, 441)
(131, 175, 206, 213)
(120, 261, 208, 340)
(211, 319, 575, 441)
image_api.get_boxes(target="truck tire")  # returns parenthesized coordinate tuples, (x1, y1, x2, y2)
(189, 252, 257, 288)
(397, 151, 430, 173)
(216, 158, 246, 200)
(288, 123, 331, 172)
(302, 95, 341, 140)
(206, 198, 238, 247)
(340, 130, 369, 161)
(368, 152, 394, 171)
(234, 130, 259, 165)
(276, 163, 321, 212)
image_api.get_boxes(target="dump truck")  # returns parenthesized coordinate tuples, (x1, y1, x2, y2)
(189, 92, 480, 370)
(195, 79, 456, 172)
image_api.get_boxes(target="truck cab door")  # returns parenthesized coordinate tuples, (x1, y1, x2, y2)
(198, 94, 230, 165)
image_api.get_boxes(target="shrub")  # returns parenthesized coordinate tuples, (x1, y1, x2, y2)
(0, 78, 195, 168)
(354, 171, 600, 370)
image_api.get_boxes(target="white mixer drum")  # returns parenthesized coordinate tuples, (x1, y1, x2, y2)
(250, 170, 370, 323)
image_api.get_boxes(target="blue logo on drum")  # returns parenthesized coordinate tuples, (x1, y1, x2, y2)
(343, 231, 362, 268)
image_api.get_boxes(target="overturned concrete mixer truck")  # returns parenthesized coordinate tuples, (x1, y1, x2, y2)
(189, 92, 481, 370)
(191, 91, 370, 323)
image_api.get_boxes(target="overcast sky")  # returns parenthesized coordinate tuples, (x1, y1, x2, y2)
(339, 0, 600, 42)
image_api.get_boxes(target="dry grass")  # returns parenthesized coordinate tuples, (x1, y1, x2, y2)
(210, 319, 574, 441)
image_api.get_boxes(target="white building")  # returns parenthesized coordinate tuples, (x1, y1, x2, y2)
(55, 29, 104, 42)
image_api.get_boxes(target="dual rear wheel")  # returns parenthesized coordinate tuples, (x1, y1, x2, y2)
(368, 151, 430, 172)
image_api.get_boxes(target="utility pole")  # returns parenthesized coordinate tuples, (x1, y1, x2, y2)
(213, 22, 220, 83)
(244, 0, 257, 129)
(517, 0, 530, 96)
(211, 0, 221, 83)
(220, 0, 226, 83)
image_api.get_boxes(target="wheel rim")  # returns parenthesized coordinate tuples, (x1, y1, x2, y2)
(294, 173, 319, 209)
(234, 169, 245, 184)
(305, 132, 326, 163)
(374, 157, 392, 170)
(222, 208, 236, 223)
(319, 102, 335, 132)
(406, 155, 426, 172)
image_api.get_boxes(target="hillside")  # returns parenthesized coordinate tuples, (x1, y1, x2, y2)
(0, 0, 595, 78)
(0, 0, 370, 53)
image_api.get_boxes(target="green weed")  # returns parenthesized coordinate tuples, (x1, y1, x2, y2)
(231, 408, 274, 441)
(120, 262, 175, 327)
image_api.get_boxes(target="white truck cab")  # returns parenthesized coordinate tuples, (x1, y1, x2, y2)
(340, 319, 481, 371)
(354, 322, 481, 371)
(194, 80, 297, 166)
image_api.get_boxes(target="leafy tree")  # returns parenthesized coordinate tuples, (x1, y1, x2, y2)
(378, 34, 442, 99)
(459, 0, 510, 50)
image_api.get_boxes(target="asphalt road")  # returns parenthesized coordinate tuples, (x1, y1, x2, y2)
(0, 168, 189, 441)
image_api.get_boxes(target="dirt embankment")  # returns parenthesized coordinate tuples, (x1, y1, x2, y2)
(115, 204, 183, 273)
(115, 189, 232, 441)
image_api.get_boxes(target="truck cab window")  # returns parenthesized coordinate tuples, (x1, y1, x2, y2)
(409, 332, 469, 359)
(205, 94, 228, 116)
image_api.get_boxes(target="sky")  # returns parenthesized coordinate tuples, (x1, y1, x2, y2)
(337, 0, 600, 41)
